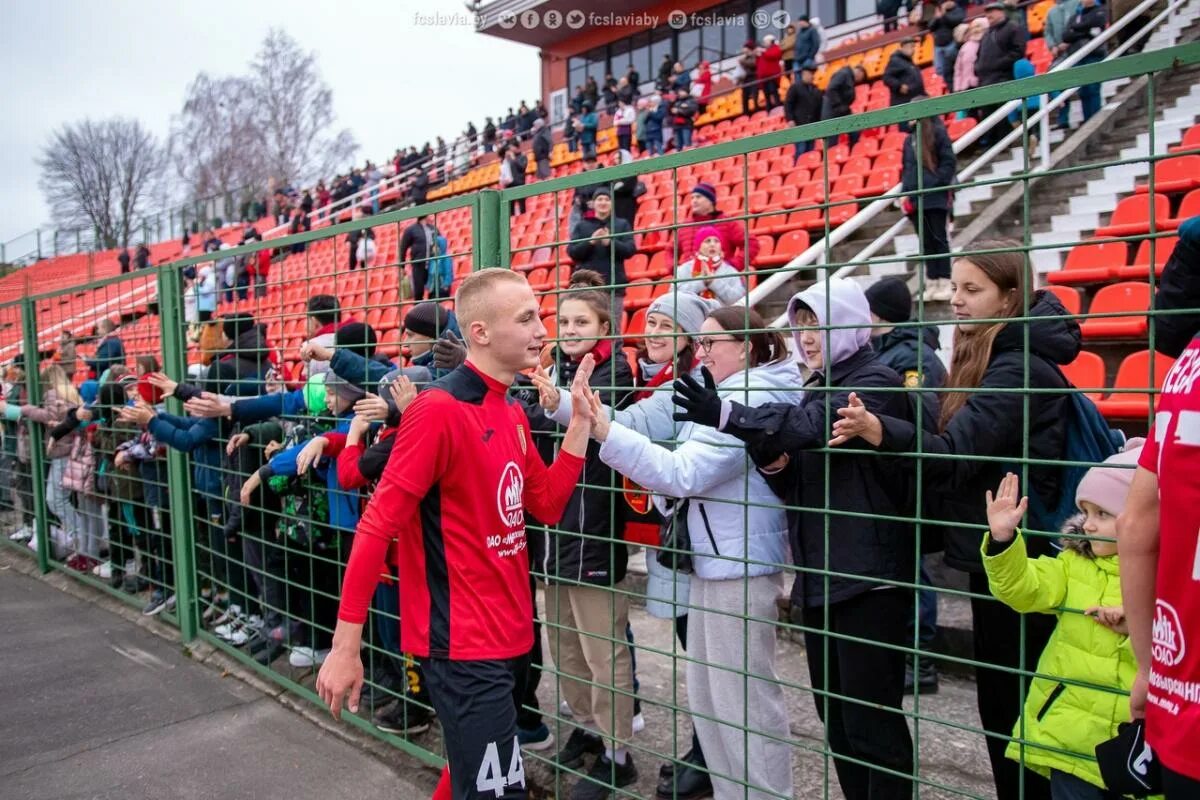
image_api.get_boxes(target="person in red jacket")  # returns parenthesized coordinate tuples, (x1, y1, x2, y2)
(316, 268, 599, 800)
(675, 181, 760, 270)
(756, 35, 784, 111)
(695, 60, 714, 112)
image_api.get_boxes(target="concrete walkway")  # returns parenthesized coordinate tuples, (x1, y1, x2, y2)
(0, 562, 436, 800)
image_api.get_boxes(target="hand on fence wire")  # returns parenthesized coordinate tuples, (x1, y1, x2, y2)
(240, 470, 262, 506)
(296, 437, 328, 475)
(1085, 605, 1128, 635)
(431, 329, 466, 371)
(352, 394, 389, 423)
(226, 433, 250, 456)
(531, 365, 560, 413)
(389, 375, 416, 414)
(828, 392, 883, 447)
(185, 392, 231, 418)
(672, 367, 721, 428)
(985, 472, 1027, 543)
(300, 341, 333, 363)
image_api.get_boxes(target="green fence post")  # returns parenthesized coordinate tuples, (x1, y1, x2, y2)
(20, 298, 50, 573)
(156, 266, 199, 641)
(475, 189, 502, 269)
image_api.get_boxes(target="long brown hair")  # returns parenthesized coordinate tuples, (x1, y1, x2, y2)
(918, 115, 939, 173)
(706, 306, 788, 367)
(940, 243, 1027, 430)
(561, 269, 614, 334)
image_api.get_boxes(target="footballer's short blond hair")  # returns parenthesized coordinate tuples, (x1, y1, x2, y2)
(455, 268, 532, 341)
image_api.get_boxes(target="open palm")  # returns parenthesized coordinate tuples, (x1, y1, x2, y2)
(985, 472, 1028, 543)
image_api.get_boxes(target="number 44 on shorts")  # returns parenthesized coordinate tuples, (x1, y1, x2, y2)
(475, 737, 525, 797)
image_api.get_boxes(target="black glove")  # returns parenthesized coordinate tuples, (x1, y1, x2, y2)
(672, 367, 722, 428)
(431, 329, 466, 372)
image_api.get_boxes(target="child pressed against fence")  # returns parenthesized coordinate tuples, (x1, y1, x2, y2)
(982, 441, 1145, 800)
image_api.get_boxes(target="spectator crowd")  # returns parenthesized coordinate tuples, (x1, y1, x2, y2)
(4, 217, 1198, 800)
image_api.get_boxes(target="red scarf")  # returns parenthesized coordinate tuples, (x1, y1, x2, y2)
(633, 352, 692, 401)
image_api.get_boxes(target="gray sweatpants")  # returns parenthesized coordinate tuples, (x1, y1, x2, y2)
(687, 573, 793, 800)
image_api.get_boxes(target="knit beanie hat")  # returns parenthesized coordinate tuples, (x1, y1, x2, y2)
(1074, 438, 1146, 517)
(303, 372, 328, 415)
(378, 366, 432, 422)
(334, 321, 377, 359)
(403, 302, 451, 339)
(324, 373, 366, 406)
(693, 225, 725, 254)
(222, 313, 256, 343)
(865, 277, 913, 324)
(691, 182, 718, 206)
(645, 292, 718, 336)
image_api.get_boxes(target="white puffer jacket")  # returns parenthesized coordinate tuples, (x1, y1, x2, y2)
(598, 358, 803, 581)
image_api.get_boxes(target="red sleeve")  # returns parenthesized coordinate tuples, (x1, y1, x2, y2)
(517, 406, 585, 524)
(336, 441, 368, 489)
(1139, 424, 1159, 475)
(322, 431, 347, 458)
(336, 392, 449, 624)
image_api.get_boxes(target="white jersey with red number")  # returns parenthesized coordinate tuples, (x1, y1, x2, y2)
(1139, 337, 1200, 782)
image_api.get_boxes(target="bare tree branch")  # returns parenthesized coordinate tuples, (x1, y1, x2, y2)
(38, 118, 165, 248)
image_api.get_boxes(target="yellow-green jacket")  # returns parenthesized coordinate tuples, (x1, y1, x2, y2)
(980, 531, 1134, 790)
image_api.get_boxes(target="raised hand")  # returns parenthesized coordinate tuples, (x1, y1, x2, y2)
(828, 392, 882, 447)
(569, 354, 596, 427)
(672, 367, 721, 428)
(588, 389, 610, 441)
(531, 365, 560, 413)
(985, 472, 1027, 543)
(431, 329, 467, 372)
(146, 372, 178, 398)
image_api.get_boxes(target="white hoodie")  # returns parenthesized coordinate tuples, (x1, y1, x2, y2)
(599, 357, 804, 581)
(787, 277, 872, 372)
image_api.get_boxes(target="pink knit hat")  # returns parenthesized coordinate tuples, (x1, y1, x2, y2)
(693, 225, 725, 253)
(1074, 438, 1146, 517)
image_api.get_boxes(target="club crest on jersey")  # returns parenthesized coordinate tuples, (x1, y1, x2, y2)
(497, 461, 525, 528)
(1153, 600, 1186, 667)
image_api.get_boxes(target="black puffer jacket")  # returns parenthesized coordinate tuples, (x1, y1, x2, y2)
(975, 18, 1029, 86)
(721, 347, 921, 609)
(821, 66, 858, 119)
(883, 51, 925, 106)
(876, 291, 1081, 572)
(522, 345, 634, 586)
(566, 214, 636, 287)
(1152, 230, 1200, 357)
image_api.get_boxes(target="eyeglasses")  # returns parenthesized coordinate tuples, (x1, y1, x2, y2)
(696, 336, 739, 354)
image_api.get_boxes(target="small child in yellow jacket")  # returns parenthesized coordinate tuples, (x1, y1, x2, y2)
(982, 440, 1145, 800)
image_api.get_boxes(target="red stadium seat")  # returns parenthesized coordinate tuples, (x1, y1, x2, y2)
(1094, 193, 1171, 237)
(1095, 350, 1176, 419)
(1047, 240, 1127, 284)
(1078, 282, 1149, 339)
(1134, 155, 1200, 194)
(1117, 236, 1179, 280)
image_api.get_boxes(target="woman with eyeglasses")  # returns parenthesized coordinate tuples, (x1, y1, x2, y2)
(574, 305, 801, 800)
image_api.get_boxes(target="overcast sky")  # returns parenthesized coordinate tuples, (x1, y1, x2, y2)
(0, 0, 540, 249)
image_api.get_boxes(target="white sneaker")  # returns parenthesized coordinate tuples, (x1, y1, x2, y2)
(920, 281, 938, 302)
(214, 612, 247, 641)
(8, 525, 32, 542)
(288, 647, 330, 668)
(632, 712, 646, 734)
(210, 604, 242, 627)
(93, 561, 114, 579)
(932, 278, 954, 302)
(164, 594, 177, 612)
(225, 615, 263, 647)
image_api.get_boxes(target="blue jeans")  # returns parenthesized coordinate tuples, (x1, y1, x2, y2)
(934, 43, 958, 88)
(1050, 769, 1119, 800)
(1077, 82, 1101, 123)
(793, 137, 814, 163)
(674, 127, 693, 150)
(646, 137, 663, 156)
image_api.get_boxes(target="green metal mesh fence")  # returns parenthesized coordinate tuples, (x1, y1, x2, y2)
(2, 40, 1199, 799)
